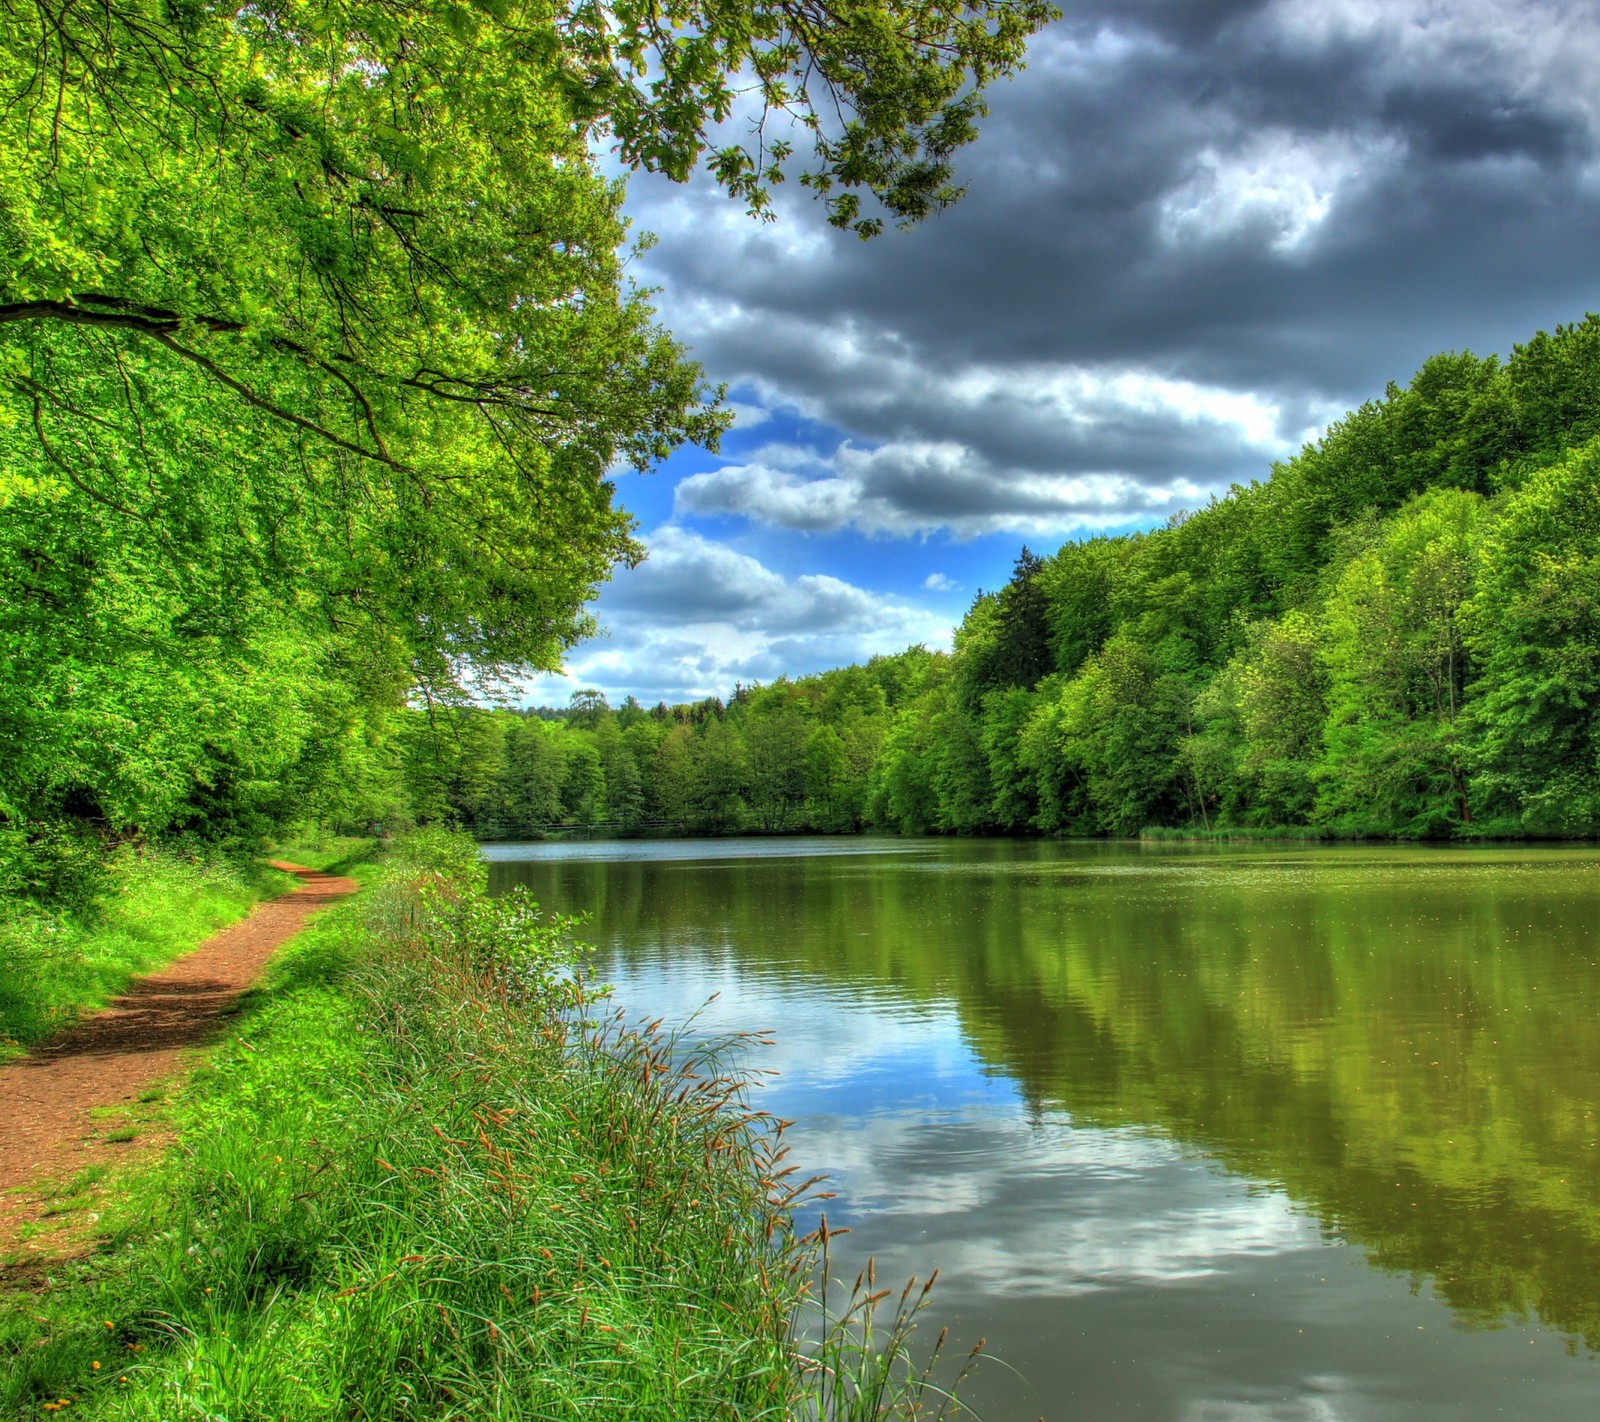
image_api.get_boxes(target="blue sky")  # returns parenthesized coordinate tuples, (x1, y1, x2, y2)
(519, 0, 1600, 708)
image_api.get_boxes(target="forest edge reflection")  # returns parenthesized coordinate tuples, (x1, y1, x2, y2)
(486, 839, 1600, 1355)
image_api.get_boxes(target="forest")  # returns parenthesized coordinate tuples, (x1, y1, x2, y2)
(410, 315, 1600, 842)
(0, 0, 1052, 907)
(1, 0, 1595, 898)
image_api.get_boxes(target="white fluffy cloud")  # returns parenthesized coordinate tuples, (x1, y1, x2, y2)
(516, 527, 951, 706)
(650, 316, 1338, 537)
(671, 355, 1312, 539)
(677, 442, 1201, 538)
(1159, 129, 1404, 254)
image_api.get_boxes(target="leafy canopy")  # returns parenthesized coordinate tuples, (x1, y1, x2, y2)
(0, 0, 1056, 673)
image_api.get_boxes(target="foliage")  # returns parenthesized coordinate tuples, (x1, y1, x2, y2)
(1464, 441, 1600, 833)
(406, 651, 943, 837)
(429, 313, 1600, 842)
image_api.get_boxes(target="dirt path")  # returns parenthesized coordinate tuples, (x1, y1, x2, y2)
(0, 863, 357, 1261)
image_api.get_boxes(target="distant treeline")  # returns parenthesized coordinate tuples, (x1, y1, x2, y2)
(412, 315, 1600, 840)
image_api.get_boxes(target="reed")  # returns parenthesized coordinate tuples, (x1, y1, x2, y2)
(1, 830, 979, 1420)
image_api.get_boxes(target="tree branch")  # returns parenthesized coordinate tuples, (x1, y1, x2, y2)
(0, 294, 244, 334)
(147, 330, 405, 471)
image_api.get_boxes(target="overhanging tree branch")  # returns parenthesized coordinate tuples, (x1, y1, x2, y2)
(0, 295, 244, 334)
(147, 331, 405, 471)
(3, 294, 410, 469)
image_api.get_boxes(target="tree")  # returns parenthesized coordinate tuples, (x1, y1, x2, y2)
(1038, 536, 1132, 679)
(561, 738, 605, 825)
(686, 719, 750, 832)
(603, 742, 647, 832)
(803, 725, 854, 831)
(500, 719, 569, 834)
(743, 692, 811, 831)
(1315, 489, 1485, 835)
(955, 546, 1053, 706)
(1465, 441, 1600, 833)
(931, 705, 993, 832)
(1043, 637, 1189, 836)
(568, 690, 612, 731)
(1184, 612, 1327, 827)
(868, 684, 947, 834)
(982, 687, 1041, 830)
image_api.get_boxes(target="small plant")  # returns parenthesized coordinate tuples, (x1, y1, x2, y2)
(789, 1219, 983, 1421)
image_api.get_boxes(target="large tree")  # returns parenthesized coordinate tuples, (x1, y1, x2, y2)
(0, 0, 1053, 849)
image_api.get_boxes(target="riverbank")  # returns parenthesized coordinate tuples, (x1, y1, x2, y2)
(0, 848, 302, 1062)
(1, 831, 967, 1420)
(0, 860, 359, 1261)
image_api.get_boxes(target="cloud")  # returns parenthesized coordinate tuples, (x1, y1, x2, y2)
(516, 527, 951, 706)
(615, 0, 1600, 543)
(1158, 128, 1404, 254)
(678, 442, 1208, 539)
(722, 399, 773, 431)
(674, 384, 1284, 537)
(923, 572, 959, 591)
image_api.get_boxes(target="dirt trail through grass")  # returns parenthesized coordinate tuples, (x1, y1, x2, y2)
(0, 863, 356, 1260)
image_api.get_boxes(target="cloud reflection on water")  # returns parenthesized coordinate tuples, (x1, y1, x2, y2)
(601, 949, 1325, 1299)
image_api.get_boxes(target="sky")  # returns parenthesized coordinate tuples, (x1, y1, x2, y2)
(519, 0, 1600, 709)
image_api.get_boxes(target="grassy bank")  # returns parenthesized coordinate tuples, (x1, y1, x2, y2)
(0, 849, 298, 1060)
(1, 832, 971, 1420)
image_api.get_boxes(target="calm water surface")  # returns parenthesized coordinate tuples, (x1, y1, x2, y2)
(485, 838, 1600, 1421)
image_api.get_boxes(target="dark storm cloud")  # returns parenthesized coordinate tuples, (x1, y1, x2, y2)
(618, 0, 1600, 537)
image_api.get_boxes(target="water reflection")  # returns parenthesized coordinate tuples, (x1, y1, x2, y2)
(489, 840, 1600, 1419)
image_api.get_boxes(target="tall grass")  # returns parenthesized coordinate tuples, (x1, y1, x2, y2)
(1, 830, 979, 1420)
(0, 848, 294, 1058)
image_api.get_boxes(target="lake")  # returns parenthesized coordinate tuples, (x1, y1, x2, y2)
(485, 838, 1600, 1421)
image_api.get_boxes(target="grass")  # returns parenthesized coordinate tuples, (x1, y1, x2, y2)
(268, 834, 382, 875)
(0, 849, 297, 1060)
(0, 831, 978, 1420)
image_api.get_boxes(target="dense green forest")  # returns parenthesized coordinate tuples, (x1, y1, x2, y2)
(3, 0, 1595, 881)
(411, 317, 1600, 841)
(0, 0, 1053, 905)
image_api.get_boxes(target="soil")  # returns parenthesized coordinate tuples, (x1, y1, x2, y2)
(0, 863, 356, 1268)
